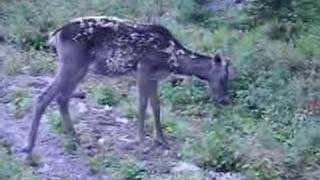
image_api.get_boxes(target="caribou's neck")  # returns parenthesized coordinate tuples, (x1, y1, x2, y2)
(175, 53, 212, 80)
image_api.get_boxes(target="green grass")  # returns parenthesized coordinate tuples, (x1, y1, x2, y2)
(47, 110, 64, 134)
(2, 46, 56, 76)
(92, 84, 122, 106)
(46, 110, 79, 153)
(89, 153, 146, 180)
(10, 89, 32, 118)
(0, 147, 36, 180)
(25, 49, 56, 76)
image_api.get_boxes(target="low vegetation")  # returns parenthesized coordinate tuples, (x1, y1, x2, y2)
(10, 88, 32, 118)
(1, 0, 320, 179)
(47, 110, 64, 134)
(0, 146, 36, 180)
(2, 47, 56, 76)
(90, 153, 146, 180)
(92, 84, 122, 106)
(46, 110, 79, 153)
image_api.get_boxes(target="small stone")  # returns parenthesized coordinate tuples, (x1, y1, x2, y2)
(104, 105, 112, 111)
(6, 103, 15, 112)
(171, 162, 201, 174)
(208, 171, 245, 180)
(116, 117, 128, 124)
(118, 136, 134, 143)
(77, 102, 88, 113)
(97, 138, 105, 145)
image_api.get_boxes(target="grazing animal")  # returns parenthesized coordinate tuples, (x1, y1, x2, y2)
(23, 16, 230, 157)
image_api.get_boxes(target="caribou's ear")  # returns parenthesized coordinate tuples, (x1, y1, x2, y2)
(227, 60, 237, 80)
(213, 53, 222, 64)
(225, 57, 230, 67)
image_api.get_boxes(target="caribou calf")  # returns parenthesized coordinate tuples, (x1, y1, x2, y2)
(23, 16, 230, 157)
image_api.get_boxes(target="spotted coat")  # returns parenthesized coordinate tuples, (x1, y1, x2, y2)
(49, 16, 204, 76)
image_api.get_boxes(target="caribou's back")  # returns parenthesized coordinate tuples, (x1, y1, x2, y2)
(50, 16, 186, 76)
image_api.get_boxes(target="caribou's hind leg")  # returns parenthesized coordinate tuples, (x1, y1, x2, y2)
(23, 50, 89, 162)
(23, 77, 62, 156)
(56, 63, 88, 143)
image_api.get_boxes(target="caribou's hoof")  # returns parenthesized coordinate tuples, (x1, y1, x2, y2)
(21, 145, 31, 154)
(23, 153, 39, 167)
(153, 137, 170, 149)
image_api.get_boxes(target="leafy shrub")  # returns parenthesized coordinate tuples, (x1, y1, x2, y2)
(247, 0, 320, 42)
(234, 41, 298, 112)
(295, 34, 320, 58)
(160, 79, 208, 107)
(247, 0, 297, 23)
(181, 130, 240, 171)
(92, 84, 121, 106)
(174, 0, 212, 24)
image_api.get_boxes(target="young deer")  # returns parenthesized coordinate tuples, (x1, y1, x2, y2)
(23, 16, 230, 158)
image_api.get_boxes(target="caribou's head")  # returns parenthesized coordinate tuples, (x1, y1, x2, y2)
(207, 53, 231, 104)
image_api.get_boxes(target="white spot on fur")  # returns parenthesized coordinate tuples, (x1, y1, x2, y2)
(162, 40, 175, 53)
(99, 22, 114, 28)
(130, 33, 140, 39)
(70, 16, 129, 32)
(75, 18, 86, 28)
(190, 54, 197, 59)
(70, 16, 129, 23)
(70, 16, 105, 23)
(160, 40, 180, 71)
(176, 49, 186, 55)
(72, 33, 82, 41)
(87, 27, 94, 34)
(88, 21, 95, 27)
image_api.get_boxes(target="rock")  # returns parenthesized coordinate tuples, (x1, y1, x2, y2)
(118, 136, 135, 143)
(115, 117, 129, 124)
(6, 103, 15, 112)
(104, 105, 112, 112)
(97, 138, 105, 146)
(77, 102, 88, 114)
(171, 162, 205, 179)
(208, 171, 245, 180)
(171, 162, 201, 174)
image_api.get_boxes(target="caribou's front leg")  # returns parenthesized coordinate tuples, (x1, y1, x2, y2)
(148, 80, 168, 148)
(137, 66, 149, 143)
